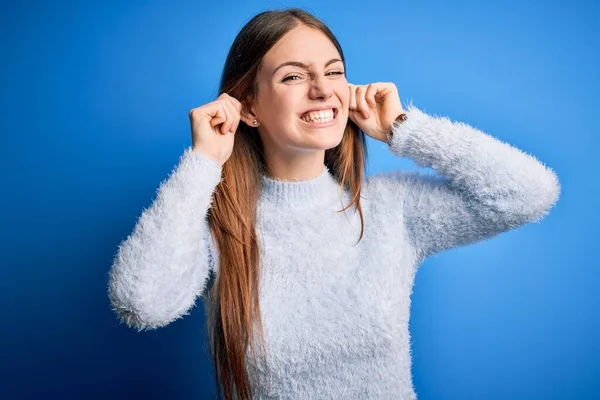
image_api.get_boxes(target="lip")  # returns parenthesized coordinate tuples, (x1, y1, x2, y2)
(299, 107, 339, 128)
(299, 105, 339, 117)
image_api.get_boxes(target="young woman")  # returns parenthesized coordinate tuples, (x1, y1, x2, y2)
(107, 8, 560, 400)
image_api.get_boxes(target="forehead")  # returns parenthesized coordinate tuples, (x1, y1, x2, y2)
(262, 25, 340, 69)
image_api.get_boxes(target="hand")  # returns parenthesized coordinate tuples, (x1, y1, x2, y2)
(348, 82, 403, 143)
(188, 93, 242, 167)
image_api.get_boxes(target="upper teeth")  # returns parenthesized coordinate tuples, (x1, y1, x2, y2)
(302, 109, 335, 122)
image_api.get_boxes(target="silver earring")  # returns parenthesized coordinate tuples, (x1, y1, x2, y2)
(252, 119, 258, 125)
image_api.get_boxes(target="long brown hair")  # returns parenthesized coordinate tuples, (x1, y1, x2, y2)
(205, 8, 368, 399)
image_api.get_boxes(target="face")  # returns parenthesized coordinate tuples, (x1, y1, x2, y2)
(244, 25, 349, 159)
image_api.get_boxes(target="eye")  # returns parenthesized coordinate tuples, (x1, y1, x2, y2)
(282, 71, 345, 82)
(282, 74, 301, 82)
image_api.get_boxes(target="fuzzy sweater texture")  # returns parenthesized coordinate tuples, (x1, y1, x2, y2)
(107, 103, 560, 399)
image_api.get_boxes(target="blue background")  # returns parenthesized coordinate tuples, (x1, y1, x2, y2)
(1, 0, 598, 399)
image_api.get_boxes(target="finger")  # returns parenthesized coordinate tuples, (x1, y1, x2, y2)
(194, 101, 221, 120)
(227, 95, 243, 112)
(348, 84, 357, 112)
(229, 107, 241, 133)
(356, 85, 370, 119)
(230, 97, 243, 131)
(365, 83, 378, 108)
(209, 105, 226, 129)
(218, 101, 234, 134)
(223, 98, 240, 133)
(207, 102, 228, 133)
(214, 93, 239, 133)
(375, 83, 394, 102)
(194, 102, 223, 128)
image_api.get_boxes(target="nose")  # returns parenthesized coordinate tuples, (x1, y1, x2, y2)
(308, 75, 333, 100)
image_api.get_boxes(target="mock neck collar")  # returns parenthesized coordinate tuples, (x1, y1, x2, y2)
(259, 165, 343, 210)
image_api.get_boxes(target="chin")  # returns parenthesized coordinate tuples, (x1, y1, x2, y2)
(326, 132, 345, 149)
(289, 119, 347, 149)
(311, 134, 345, 151)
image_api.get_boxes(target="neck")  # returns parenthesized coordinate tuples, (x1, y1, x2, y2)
(263, 149, 326, 182)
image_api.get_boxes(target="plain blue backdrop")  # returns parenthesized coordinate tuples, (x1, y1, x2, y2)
(1, 0, 598, 399)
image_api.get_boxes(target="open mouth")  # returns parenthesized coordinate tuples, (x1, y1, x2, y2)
(299, 108, 339, 125)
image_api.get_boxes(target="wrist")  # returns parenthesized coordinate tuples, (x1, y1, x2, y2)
(386, 112, 408, 142)
(192, 147, 223, 168)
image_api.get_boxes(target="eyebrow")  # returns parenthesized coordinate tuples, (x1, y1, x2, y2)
(272, 58, 344, 76)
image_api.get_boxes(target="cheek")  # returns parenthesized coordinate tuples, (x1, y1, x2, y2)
(335, 84, 350, 109)
(271, 89, 300, 117)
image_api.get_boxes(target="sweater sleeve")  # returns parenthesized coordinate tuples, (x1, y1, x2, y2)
(107, 147, 222, 331)
(369, 102, 560, 260)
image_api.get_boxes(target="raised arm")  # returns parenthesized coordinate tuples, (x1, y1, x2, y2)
(107, 147, 222, 331)
(368, 102, 560, 260)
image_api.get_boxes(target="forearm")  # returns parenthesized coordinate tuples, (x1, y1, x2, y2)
(107, 147, 222, 331)
(381, 102, 561, 258)
(389, 102, 560, 223)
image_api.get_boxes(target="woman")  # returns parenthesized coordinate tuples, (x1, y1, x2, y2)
(107, 8, 560, 400)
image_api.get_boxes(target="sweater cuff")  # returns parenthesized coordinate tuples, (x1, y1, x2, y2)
(386, 101, 428, 158)
(168, 146, 223, 203)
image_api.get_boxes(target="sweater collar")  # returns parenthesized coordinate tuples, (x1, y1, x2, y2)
(260, 164, 343, 210)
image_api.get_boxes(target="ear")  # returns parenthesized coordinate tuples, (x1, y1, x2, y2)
(240, 97, 259, 127)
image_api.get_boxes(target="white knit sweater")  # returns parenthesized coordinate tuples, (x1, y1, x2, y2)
(107, 103, 560, 399)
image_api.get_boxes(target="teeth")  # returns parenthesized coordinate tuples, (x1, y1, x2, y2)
(301, 109, 335, 123)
